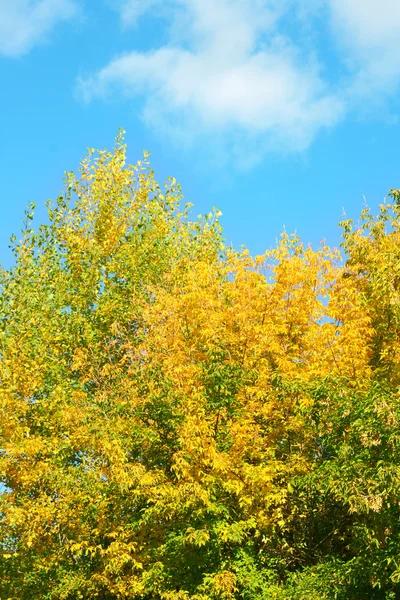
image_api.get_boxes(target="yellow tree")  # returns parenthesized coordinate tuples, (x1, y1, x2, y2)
(1, 135, 399, 599)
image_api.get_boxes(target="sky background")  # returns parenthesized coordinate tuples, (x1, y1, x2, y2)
(1, 0, 400, 268)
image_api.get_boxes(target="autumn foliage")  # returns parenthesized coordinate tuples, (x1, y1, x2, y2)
(1, 135, 400, 599)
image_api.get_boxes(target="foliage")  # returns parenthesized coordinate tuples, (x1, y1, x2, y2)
(1, 133, 400, 599)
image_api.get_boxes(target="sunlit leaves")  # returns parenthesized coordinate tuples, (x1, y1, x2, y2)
(1, 137, 400, 598)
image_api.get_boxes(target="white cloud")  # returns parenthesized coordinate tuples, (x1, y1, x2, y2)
(329, 0, 400, 97)
(329, 0, 400, 56)
(110, 0, 162, 28)
(79, 0, 400, 160)
(0, 0, 78, 57)
(80, 0, 343, 159)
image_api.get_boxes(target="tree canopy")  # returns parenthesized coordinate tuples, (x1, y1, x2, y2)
(1, 134, 400, 599)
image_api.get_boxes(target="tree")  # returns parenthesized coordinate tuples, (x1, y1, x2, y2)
(1, 134, 400, 599)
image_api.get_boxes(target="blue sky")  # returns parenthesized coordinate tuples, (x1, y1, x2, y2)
(1, 0, 400, 268)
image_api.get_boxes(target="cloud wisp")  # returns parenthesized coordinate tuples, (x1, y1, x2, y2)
(79, 0, 400, 161)
(0, 0, 78, 58)
(79, 0, 344, 160)
(329, 0, 400, 98)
